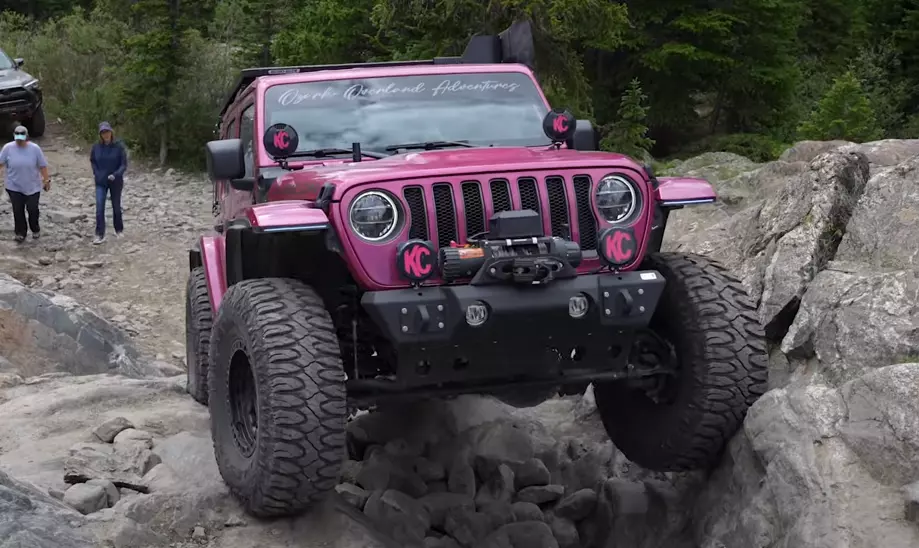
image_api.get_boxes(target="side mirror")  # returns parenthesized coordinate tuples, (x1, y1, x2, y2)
(205, 138, 245, 181)
(13, 58, 23, 68)
(567, 120, 598, 151)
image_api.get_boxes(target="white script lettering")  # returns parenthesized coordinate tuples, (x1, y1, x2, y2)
(277, 86, 338, 105)
(274, 79, 523, 105)
(431, 79, 520, 97)
(343, 82, 427, 100)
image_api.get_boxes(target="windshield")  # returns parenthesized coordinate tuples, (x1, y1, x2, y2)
(0, 51, 14, 70)
(263, 71, 551, 153)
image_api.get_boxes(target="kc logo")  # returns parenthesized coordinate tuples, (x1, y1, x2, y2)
(597, 227, 637, 266)
(273, 130, 290, 150)
(552, 115, 569, 134)
(396, 240, 436, 281)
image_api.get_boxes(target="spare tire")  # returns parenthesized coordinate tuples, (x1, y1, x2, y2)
(208, 277, 347, 517)
(594, 252, 768, 471)
(185, 267, 212, 405)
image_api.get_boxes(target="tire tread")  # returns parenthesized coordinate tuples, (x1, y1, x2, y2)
(209, 277, 346, 517)
(186, 267, 212, 404)
(595, 252, 768, 471)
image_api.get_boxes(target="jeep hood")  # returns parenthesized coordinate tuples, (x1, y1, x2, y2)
(268, 146, 648, 201)
(0, 69, 36, 88)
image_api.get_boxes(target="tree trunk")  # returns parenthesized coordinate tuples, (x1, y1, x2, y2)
(159, 126, 168, 166)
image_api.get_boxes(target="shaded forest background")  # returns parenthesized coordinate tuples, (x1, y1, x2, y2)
(0, 0, 916, 168)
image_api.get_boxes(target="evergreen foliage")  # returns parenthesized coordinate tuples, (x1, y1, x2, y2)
(0, 0, 914, 167)
(798, 71, 883, 142)
(601, 79, 654, 160)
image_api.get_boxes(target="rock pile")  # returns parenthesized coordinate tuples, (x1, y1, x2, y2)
(336, 397, 685, 548)
(60, 416, 161, 513)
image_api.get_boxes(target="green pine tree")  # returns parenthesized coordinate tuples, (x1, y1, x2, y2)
(120, 0, 193, 164)
(601, 78, 655, 160)
(797, 70, 883, 142)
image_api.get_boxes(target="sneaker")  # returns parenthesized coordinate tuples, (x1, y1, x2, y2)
(114, 231, 123, 238)
(31, 232, 40, 240)
(92, 235, 105, 245)
(14, 235, 25, 243)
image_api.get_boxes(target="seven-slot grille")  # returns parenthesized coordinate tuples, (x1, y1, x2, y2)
(403, 176, 599, 250)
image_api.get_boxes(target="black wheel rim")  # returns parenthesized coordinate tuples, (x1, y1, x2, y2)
(628, 330, 680, 404)
(228, 348, 258, 457)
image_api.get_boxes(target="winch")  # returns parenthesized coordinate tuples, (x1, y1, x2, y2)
(439, 209, 582, 285)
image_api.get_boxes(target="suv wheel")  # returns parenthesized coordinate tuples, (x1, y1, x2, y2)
(24, 105, 45, 138)
(208, 278, 347, 517)
(185, 267, 212, 405)
(594, 252, 768, 471)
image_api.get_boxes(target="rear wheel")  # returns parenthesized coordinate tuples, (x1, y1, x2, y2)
(24, 105, 45, 138)
(185, 267, 212, 405)
(594, 252, 768, 471)
(208, 278, 347, 517)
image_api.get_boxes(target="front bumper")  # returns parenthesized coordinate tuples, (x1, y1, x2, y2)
(0, 86, 41, 118)
(360, 270, 666, 389)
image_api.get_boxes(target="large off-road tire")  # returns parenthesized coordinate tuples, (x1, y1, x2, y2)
(208, 278, 347, 517)
(24, 105, 45, 138)
(594, 252, 768, 472)
(185, 267, 212, 405)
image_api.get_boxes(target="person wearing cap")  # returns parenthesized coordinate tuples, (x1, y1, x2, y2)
(90, 121, 128, 244)
(0, 124, 50, 243)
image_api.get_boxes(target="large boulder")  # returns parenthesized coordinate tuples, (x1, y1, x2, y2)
(672, 150, 870, 339)
(781, 262, 919, 386)
(0, 468, 95, 548)
(0, 274, 152, 378)
(836, 153, 919, 269)
(692, 363, 919, 548)
(779, 139, 919, 167)
(779, 140, 855, 163)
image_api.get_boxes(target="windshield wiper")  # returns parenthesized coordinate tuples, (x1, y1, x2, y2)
(286, 148, 387, 159)
(384, 140, 477, 152)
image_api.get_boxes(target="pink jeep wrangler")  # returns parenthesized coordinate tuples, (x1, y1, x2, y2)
(186, 22, 767, 518)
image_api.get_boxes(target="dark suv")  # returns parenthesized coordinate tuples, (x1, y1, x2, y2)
(0, 48, 44, 137)
(186, 22, 767, 518)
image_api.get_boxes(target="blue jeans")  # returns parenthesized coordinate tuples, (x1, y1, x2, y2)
(95, 180, 123, 237)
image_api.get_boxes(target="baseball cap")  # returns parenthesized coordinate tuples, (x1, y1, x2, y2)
(13, 126, 27, 140)
(99, 121, 113, 133)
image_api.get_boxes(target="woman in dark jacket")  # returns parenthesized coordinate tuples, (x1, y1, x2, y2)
(90, 121, 128, 244)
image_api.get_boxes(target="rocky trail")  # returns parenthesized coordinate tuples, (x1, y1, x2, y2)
(0, 122, 212, 361)
(2, 124, 919, 548)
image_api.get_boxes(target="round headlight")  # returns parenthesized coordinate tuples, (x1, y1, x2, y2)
(349, 190, 400, 241)
(595, 175, 636, 223)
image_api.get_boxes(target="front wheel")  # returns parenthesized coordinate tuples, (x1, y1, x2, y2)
(595, 252, 768, 472)
(24, 105, 45, 138)
(208, 278, 347, 517)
